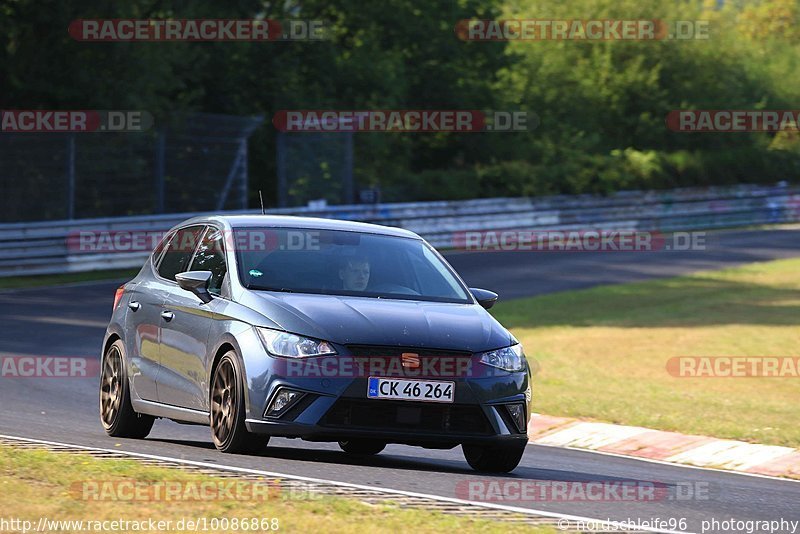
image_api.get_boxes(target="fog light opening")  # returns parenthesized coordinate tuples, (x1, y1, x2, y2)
(265, 388, 304, 418)
(505, 403, 527, 433)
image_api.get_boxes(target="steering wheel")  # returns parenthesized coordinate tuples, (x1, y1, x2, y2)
(369, 283, 421, 296)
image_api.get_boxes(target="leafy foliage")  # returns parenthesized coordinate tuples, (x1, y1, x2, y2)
(1, 0, 798, 207)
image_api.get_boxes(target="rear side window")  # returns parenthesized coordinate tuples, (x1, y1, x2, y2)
(190, 227, 228, 295)
(157, 225, 204, 281)
(151, 231, 172, 266)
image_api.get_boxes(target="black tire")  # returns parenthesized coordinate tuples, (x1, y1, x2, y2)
(210, 351, 268, 454)
(100, 340, 155, 438)
(338, 440, 386, 455)
(462, 441, 526, 473)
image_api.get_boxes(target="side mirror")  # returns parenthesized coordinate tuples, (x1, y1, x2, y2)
(175, 271, 213, 304)
(470, 288, 498, 310)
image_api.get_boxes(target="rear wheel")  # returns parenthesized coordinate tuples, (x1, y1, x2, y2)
(338, 440, 386, 455)
(210, 351, 268, 454)
(100, 340, 155, 438)
(462, 441, 526, 473)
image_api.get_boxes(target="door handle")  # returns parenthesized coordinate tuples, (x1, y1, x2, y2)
(128, 301, 141, 312)
(160, 311, 174, 322)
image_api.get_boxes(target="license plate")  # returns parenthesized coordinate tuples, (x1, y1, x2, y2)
(367, 377, 454, 403)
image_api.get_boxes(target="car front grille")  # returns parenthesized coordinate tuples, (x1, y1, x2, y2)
(345, 345, 474, 378)
(319, 398, 494, 435)
(346, 345, 472, 359)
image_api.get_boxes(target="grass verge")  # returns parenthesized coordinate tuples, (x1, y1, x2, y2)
(0, 445, 552, 534)
(492, 257, 800, 448)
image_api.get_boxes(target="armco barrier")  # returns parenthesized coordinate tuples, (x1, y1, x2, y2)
(0, 184, 798, 277)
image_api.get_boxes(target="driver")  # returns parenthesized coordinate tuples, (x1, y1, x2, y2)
(339, 255, 371, 291)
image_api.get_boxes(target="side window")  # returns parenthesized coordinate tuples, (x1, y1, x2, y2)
(190, 227, 228, 295)
(157, 226, 204, 281)
(151, 231, 173, 267)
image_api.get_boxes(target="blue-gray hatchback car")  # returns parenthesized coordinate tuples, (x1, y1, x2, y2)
(100, 215, 532, 472)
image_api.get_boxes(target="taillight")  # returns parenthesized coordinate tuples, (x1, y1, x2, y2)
(113, 286, 125, 311)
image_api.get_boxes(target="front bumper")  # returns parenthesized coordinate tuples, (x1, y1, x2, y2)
(243, 371, 531, 447)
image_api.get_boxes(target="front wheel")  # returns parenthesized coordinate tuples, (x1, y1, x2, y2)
(210, 351, 268, 454)
(462, 441, 526, 473)
(100, 340, 155, 438)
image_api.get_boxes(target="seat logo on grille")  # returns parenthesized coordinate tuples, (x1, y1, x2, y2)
(401, 353, 420, 368)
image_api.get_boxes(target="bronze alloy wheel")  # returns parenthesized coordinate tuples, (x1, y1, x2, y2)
(100, 345, 123, 429)
(211, 357, 237, 447)
(99, 339, 154, 438)
(210, 351, 268, 453)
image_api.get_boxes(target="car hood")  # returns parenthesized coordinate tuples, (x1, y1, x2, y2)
(248, 291, 513, 352)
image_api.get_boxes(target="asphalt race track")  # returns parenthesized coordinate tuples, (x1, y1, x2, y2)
(1, 227, 799, 533)
(445, 227, 800, 299)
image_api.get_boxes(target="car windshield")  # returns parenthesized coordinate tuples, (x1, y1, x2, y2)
(234, 227, 471, 303)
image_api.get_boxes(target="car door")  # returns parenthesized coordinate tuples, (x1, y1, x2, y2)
(157, 225, 227, 411)
(126, 233, 172, 402)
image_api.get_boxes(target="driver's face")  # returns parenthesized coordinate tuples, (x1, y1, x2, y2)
(340, 260, 370, 291)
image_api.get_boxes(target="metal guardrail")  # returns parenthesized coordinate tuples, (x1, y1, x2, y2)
(0, 184, 798, 277)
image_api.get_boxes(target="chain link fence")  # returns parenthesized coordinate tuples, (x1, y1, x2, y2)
(276, 131, 354, 207)
(0, 113, 263, 223)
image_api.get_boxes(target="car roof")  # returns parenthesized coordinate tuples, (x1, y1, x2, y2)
(178, 214, 421, 240)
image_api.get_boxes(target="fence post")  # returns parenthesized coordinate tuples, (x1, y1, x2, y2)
(216, 141, 246, 210)
(343, 132, 354, 204)
(154, 130, 166, 214)
(66, 134, 76, 219)
(239, 138, 249, 210)
(276, 131, 287, 207)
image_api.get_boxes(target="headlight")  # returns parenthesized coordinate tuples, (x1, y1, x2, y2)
(256, 327, 336, 358)
(478, 344, 526, 372)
